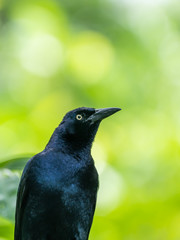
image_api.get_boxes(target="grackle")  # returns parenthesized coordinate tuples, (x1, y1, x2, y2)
(14, 107, 121, 240)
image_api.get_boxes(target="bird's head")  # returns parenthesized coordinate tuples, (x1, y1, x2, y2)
(58, 107, 121, 149)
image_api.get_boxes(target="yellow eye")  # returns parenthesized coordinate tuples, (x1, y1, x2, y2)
(76, 114, 83, 120)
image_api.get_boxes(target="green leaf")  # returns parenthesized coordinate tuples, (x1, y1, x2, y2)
(0, 216, 14, 240)
(0, 169, 20, 222)
(0, 156, 32, 171)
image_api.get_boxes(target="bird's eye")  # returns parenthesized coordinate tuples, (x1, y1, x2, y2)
(76, 114, 83, 120)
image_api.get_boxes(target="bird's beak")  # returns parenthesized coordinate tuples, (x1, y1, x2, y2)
(87, 107, 121, 124)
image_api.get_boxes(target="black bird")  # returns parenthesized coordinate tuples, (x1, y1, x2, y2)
(14, 107, 121, 240)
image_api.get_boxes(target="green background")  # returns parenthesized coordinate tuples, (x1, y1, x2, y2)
(0, 0, 180, 239)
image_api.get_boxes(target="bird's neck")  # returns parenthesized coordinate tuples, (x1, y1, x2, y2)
(45, 127, 93, 156)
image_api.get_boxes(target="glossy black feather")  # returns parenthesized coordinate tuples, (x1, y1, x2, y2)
(14, 107, 120, 240)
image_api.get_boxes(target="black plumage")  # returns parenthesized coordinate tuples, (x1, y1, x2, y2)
(14, 107, 121, 240)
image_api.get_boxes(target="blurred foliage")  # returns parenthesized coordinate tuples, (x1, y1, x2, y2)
(1, 0, 180, 239)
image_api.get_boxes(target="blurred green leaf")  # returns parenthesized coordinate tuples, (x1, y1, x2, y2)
(0, 169, 20, 222)
(0, 217, 14, 240)
(0, 156, 31, 171)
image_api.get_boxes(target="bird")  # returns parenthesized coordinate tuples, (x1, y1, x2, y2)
(14, 107, 121, 240)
